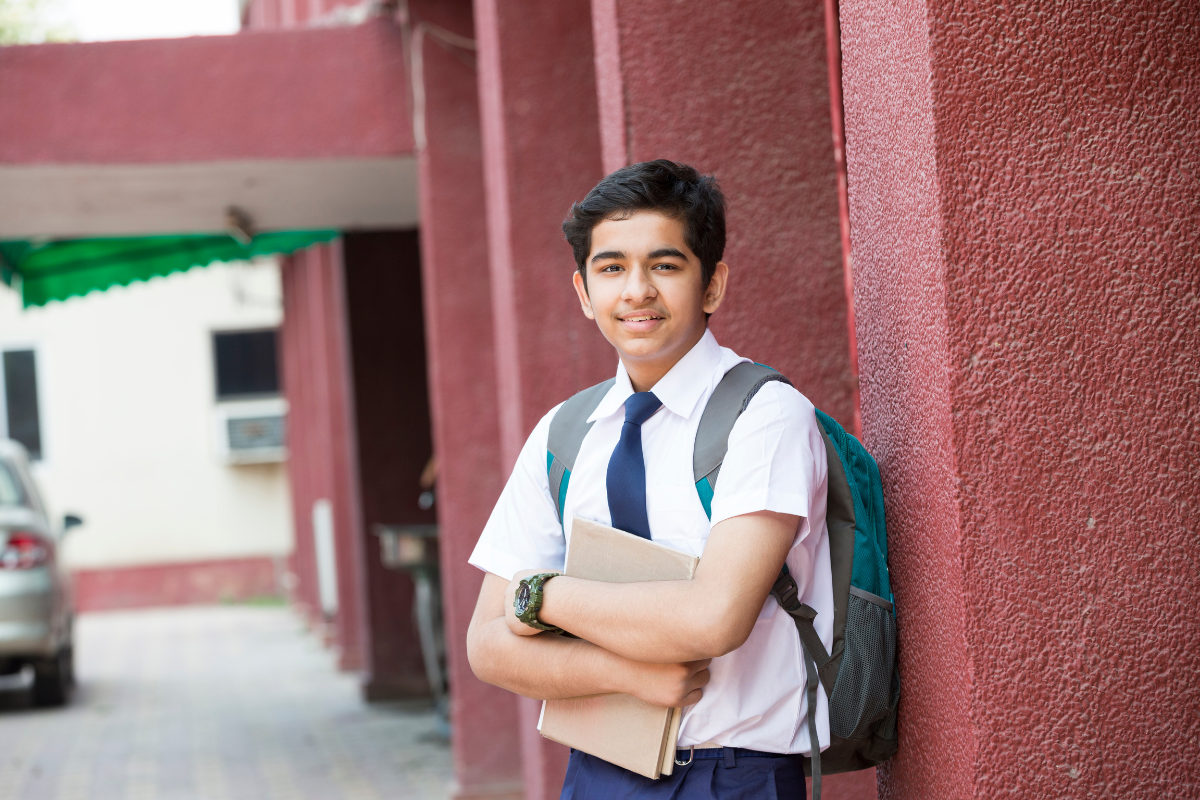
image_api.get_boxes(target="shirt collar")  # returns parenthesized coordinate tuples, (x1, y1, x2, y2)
(587, 328, 724, 423)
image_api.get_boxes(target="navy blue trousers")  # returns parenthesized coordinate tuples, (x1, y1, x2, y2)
(559, 747, 807, 800)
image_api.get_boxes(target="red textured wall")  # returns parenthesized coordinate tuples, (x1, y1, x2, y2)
(839, 0, 1200, 797)
(0, 19, 411, 164)
(591, 0, 857, 431)
(475, 0, 613, 473)
(410, 1, 523, 797)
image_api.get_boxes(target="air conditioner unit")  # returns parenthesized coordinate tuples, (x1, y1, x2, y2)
(213, 398, 288, 465)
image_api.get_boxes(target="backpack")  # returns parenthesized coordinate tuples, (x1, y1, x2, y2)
(546, 362, 900, 799)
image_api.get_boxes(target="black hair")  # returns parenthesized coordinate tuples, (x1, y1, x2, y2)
(562, 160, 726, 290)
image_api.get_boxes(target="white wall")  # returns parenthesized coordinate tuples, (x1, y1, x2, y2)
(0, 260, 294, 569)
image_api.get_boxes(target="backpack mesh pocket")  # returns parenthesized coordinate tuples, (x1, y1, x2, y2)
(877, 660, 900, 742)
(828, 591, 898, 741)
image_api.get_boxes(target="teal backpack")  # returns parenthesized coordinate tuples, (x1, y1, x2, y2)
(546, 362, 899, 799)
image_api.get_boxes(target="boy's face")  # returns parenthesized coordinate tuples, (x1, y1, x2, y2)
(573, 211, 727, 384)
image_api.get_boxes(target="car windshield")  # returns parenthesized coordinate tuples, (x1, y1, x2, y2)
(0, 462, 26, 507)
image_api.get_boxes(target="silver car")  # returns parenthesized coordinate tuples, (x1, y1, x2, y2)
(0, 439, 78, 706)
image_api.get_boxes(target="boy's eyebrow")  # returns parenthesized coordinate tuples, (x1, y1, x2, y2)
(647, 247, 688, 260)
(590, 250, 625, 263)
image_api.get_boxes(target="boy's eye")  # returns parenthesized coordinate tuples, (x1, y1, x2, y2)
(653, 263, 679, 270)
(598, 264, 623, 273)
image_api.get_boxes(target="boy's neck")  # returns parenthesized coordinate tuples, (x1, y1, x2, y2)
(620, 325, 708, 393)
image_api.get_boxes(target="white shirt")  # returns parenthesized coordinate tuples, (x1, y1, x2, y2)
(469, 329, 833, 755)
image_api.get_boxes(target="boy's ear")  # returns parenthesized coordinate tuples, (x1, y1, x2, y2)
(703, 261, 730, 315)
(572, 271, 596, 320)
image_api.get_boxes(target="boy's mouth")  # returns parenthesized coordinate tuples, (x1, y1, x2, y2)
(616, 312, 667, 334)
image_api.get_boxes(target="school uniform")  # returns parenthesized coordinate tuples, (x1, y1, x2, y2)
(469, 329, 834, 799)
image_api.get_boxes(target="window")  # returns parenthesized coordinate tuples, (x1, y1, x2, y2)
(0, 461, 24, 507)
(2, 350, 41, 460)
(213, 330, 280, 400)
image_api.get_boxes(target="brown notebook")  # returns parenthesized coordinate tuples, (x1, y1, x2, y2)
(539, 517, 700, 780)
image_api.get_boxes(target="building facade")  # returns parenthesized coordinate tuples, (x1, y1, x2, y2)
(1, 1, 1196, 798)
(0, 260, 293, 610)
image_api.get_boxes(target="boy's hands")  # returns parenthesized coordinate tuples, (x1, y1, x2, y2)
(624, 658, 711, 708)
(495, 570, 710, 707)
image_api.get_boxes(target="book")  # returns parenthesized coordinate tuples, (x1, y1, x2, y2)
(538, 516, 700, 780)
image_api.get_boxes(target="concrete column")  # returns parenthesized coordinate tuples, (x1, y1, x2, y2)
(279, 254, 320, 622)
(590, 0, 858, 430)
(590, 3, 870, 797)
(475, 0, 613, 470)
(279, 242, 369, 671)
(409, 1, 523, 797)
(838, 0, 1200, 797)
(473, 2, 612, 796)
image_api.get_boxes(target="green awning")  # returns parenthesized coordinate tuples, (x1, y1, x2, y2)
(0, 230, 339, 308)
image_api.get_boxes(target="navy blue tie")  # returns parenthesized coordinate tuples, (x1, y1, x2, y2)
(606, 392, 662, 539)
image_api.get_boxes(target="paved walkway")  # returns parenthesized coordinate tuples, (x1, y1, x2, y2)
(0, 606, 453, 800)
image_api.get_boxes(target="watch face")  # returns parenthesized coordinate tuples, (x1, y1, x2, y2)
(515, 581, 531, 616)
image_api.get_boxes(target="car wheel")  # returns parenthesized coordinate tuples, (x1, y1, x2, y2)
(31, 646, 72, 707)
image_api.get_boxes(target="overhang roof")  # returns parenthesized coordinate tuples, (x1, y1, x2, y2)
(0, 19, 418, 239)
(0, 231, 339, 307)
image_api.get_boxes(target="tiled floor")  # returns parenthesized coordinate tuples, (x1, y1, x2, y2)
(0, 606, 453, 800)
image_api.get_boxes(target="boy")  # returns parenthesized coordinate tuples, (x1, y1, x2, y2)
(467, 160, 833, 798)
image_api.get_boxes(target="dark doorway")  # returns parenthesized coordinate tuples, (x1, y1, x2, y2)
(342, 230, 437, 700)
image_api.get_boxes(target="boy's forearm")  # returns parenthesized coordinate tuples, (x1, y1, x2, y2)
(468, 615, 632, 700)
(533, 512, 799, 663)
(538, 576, 727, 663)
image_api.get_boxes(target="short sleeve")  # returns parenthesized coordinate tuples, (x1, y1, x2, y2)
(708, 381, 826, 536)
(468, 404, 568, 580)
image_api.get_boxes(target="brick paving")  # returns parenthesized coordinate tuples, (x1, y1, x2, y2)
(0, 606, 453, 800)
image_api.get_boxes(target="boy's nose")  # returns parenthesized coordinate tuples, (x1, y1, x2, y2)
(622, 264, 655, 301)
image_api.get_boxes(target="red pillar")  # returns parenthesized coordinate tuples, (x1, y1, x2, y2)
(590, 0, 858, 431)
(409, 1, 523, 797)
(279, 242, 369, 670)
(473, 2, 612, 796)
(280, 256, 319, 621)
(591, 6, 869, 796)
(838, 0, 1200, 797)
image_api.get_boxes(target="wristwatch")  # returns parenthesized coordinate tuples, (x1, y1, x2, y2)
(514, 572, 564, 634)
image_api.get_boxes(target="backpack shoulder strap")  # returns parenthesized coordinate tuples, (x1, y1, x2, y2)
(695, 363, 844, 685)
(546, 378, 615, 524)
(692, 361, 792, 516)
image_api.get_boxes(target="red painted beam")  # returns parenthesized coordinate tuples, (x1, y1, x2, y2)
(0, 18, 412, 165)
